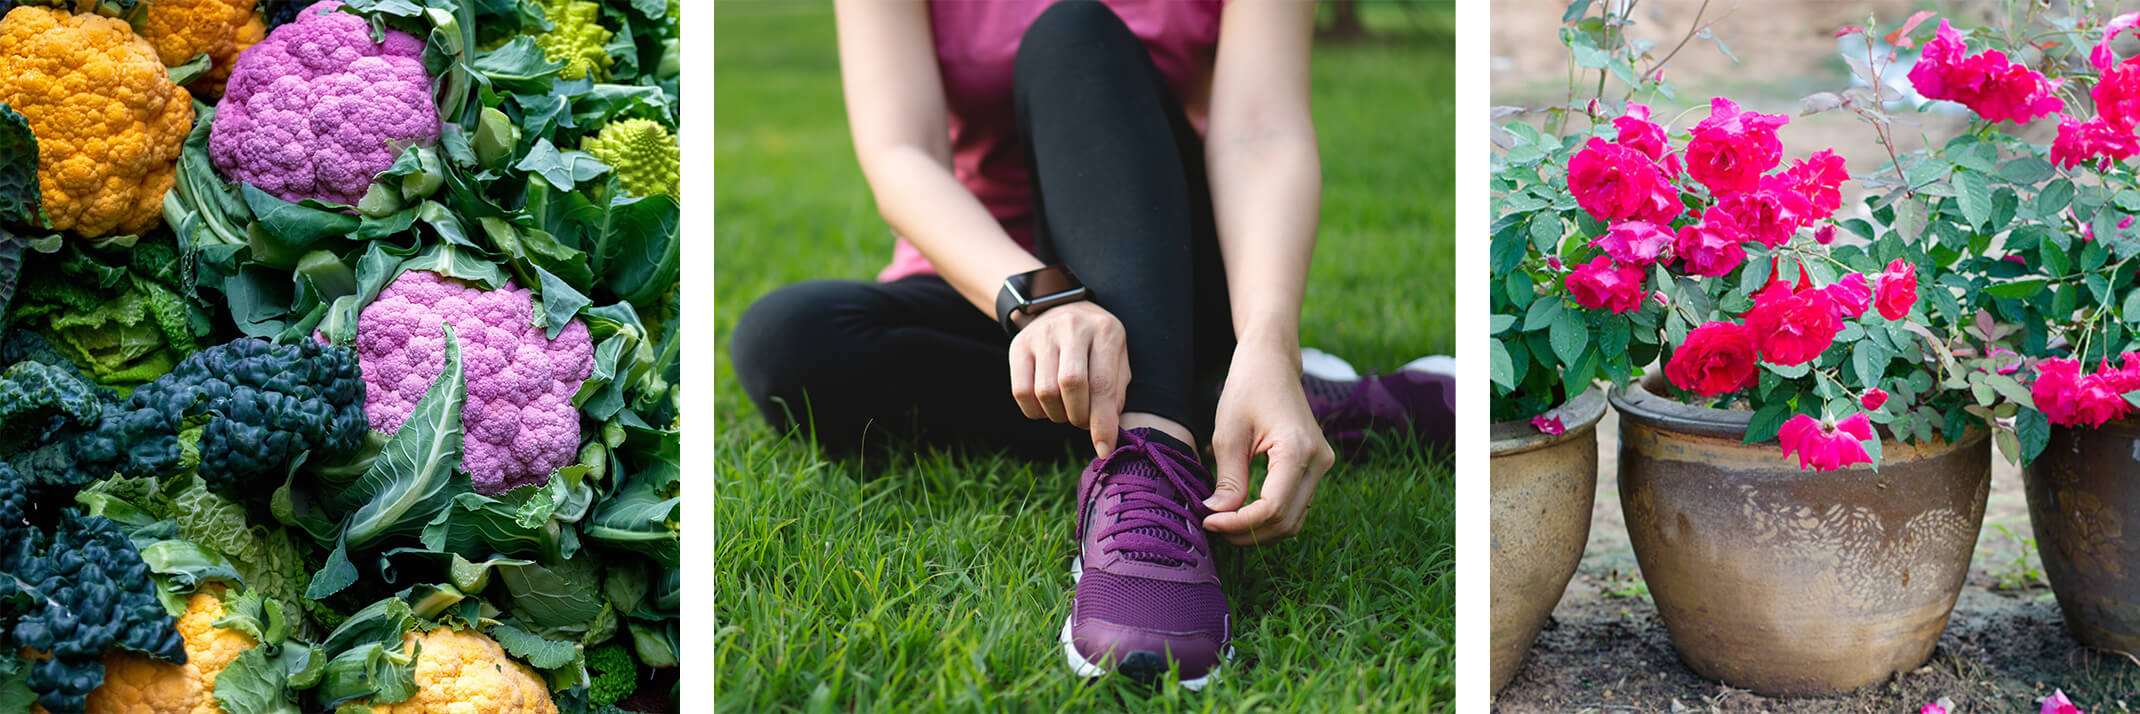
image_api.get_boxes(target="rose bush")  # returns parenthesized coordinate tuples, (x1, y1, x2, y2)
(1491, 17, 2028, 471)
(1828, 8, 2140, 463)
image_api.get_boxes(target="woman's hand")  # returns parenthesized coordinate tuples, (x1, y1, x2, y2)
(1202, 343, 1335, 546)
(1008, 301, 1133, 455)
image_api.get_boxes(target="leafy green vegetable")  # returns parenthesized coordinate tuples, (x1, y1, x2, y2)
(0, 103, 40, 227)
(330, 322, 467, 552)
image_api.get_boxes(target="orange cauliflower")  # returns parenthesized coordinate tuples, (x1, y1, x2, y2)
(82, 587, 259, 714)
(366, 628, 557, 714)
(0, 6, 193, 238)
(139, 0, 268, 98)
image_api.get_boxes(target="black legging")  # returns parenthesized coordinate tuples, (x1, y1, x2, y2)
(731, 0, 1233, 456)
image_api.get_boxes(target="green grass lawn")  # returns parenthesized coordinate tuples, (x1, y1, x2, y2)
(713, 3, 1455, 711)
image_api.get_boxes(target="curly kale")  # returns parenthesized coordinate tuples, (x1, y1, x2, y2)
(0, 360, 176, 488)
(0, 466, 186, 713)
(1, 338, 367, 491)
(125, 338, 368, 491)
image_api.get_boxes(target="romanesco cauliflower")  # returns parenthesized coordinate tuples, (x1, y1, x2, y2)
(582, 119, 678, 199)
(531, 0, 612, 81)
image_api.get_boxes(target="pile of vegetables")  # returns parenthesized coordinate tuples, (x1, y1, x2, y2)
(0, 0, 680, 711)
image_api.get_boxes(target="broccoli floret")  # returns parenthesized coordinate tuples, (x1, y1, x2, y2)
(586, 642, 638, 707)
(122, 338, 369, 491)
(0, 467, 185, 713)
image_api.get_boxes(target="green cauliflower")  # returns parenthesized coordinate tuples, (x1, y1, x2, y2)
(532, 0, 614, 81)
(582, 119, 678, 199)
(585, 643, 636, 707)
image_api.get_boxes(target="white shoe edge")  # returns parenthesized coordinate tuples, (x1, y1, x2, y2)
(1061, 555, 1223, 691)
(1402, 355, 1456, 377)
(1300, 347, 1359, 381)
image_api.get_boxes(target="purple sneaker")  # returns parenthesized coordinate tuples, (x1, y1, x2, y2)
(1063, 428, 1230, 689)
(1302, 358, 1455, 453)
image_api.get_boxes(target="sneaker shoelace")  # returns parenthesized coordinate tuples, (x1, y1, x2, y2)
(1090, 430, 1216, 568)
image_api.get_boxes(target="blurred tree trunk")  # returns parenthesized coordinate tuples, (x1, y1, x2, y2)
(1319, 0, 1369, 42)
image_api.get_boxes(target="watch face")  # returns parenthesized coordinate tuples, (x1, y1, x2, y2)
(1026, 266, 1081, 302)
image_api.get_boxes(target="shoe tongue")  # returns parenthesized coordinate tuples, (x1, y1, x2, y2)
(1104, 443, 1201, 566)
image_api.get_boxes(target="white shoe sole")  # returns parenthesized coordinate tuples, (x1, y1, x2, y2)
(1060, 556, 1223, 691)
(1300, 347, 1359, 381)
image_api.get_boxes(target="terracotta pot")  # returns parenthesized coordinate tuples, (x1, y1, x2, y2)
(1611, 378, 1991, 696)
(1490, 385, 1608, 693)
(2025, 421, 2140, 651)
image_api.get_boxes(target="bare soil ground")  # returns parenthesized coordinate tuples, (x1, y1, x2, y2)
(1492, 409, 2140, 713)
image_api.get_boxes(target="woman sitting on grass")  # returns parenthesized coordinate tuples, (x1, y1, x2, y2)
(730, 0, 1450, 689)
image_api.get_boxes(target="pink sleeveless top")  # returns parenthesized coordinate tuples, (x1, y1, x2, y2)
(875, 0, 1226, 283)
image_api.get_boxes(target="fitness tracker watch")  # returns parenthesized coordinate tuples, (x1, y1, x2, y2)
(996, 264, 1088, 336)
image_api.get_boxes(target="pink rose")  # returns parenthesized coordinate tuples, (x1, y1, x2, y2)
(2050, 115, 2140, 171)
(1665, 321, 1759, 396)
(1921, 703, 1947, 714)
(2033, 358, 2131, 428)
(1713, 179, 1815, 248)
(2041, 689, 2083, 714)
(1779, 413, 1875, 472)
(1673, 208, 1749, 277)
(1861, 388, 1889, 410)
(1591, 221, 1675, 266)
(1613, 101, 1670, 161)
(1876, 258, 1918, 320)
(1564, 256, 1648, 314)
(1745, 278, 1841, 366)
(1907, 19, 2065, 124)
(1782, 149, 1850, 216)
(1683, 97, 1788, 195)
(1568, 137, 1684, 225)
(1531, 414, 1566, 435)
(1825, 272, 1873, 319)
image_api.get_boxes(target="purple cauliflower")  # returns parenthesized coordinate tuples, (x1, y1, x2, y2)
(352, 270, 593, 494)
(209, 1, 439, 206)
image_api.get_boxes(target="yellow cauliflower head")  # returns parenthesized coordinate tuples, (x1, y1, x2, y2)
(366, 628, 558, 714)
(139, 0, 269, 98)
(0, 6, 193, 238)
(84, 587, 259, 714)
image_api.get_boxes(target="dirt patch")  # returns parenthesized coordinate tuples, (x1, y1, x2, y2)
(1492, 409, 2140, 713)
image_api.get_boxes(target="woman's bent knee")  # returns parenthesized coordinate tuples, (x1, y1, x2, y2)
(730, 281, 873, 431)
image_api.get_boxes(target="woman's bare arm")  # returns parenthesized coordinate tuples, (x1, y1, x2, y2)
(1206, 0, 1322, 354)
(1200, 0, 1335, 545)
(833, 0, 1043, 315)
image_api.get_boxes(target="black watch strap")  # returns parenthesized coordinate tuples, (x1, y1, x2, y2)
(996, 284, 1024, 336)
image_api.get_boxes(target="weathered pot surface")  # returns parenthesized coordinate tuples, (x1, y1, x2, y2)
(1612, 377, 1990, 697)
(1490, 385, 1608, 694)
(2025, 420, 2140, 651)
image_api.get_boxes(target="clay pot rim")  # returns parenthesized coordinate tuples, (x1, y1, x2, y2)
(1491, 383, 1607, 456)
(1609, 374, 1751, 440)
(1612, 374, 1987, 457)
